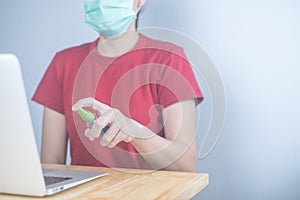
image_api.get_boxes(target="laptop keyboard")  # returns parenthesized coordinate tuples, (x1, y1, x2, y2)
(44, 176, 73, 186)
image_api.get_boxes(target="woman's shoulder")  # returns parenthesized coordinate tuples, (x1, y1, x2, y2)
(138, 34, 185, 55)
(55, 39, 98, 59)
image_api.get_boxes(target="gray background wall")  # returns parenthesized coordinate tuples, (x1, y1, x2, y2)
(1, 1, 300, 199)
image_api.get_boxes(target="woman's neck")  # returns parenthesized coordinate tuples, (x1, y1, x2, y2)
(97, 29, 139, 58)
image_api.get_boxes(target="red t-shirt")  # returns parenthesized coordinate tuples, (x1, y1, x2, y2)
(32, 34, 203, 169)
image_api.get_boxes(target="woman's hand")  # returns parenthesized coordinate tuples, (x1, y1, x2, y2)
(73, 97, 198, 171)
(72, 97, 154, 148)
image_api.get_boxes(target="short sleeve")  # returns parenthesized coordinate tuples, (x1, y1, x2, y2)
(158, 47, 203, 108)
(32, 53, 65, 114)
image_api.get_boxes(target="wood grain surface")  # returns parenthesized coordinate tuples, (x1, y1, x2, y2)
(0, 164, 209, 200)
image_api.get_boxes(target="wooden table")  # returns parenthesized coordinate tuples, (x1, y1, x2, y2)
(0, 164, 209, 200)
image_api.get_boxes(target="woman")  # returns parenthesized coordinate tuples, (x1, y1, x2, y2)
(33, 0, 203, 172)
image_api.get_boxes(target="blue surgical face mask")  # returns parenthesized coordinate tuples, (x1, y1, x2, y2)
(84, 0, 138, 38)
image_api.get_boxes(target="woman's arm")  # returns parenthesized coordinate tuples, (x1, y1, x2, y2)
(131, 99, 198, 172)
(41, 107, 68, 164)
(72, 98, 198, 172)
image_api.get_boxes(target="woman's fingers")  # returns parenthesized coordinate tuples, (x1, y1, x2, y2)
(89, 122, 102, 141)
(99, 123, 120, 147)
(74, 98, 135, 147)
(107, 130, 128, 148)
(72, 97, 111, 115)
(84, 128, 95, 141)
(101, 125, 133, 148)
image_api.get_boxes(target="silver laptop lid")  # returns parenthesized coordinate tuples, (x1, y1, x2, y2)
(0, 54, 47, 196)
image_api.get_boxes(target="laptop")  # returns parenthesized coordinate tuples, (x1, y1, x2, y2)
(0, 54, 107, 197)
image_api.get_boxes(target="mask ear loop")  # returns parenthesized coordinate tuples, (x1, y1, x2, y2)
(136, 6, 142, 15)
(133, 0, 143, 18)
